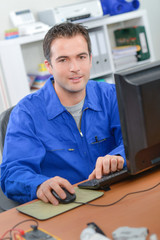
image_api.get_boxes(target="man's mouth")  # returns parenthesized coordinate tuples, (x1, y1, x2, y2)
(69, 76, 83, 82)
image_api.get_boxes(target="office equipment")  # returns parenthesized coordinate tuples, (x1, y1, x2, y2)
(0, 218, 60, 240)
(114, 26, 150, 61)
(89, 31, 100, 75)
(89, 29, 111, 76)
(112, 226, 148, 239)
(100, 0, 140, 16)
(38, 0, 103, 26)
(87, 222, 107, 237)
(96, 29, 110, 73)
(0, 167, 160, 239)
(51, 187, 76, 204)
(9, 9, 50, 36)
(0, 10, 154, 108)
(21, 228, 60, 240)
(80, 224, 108, 240)
(115, 61, 160, 174)
(10, 9, 35, 26)
(18, 22, 50, 36)
(79, 61, 160, 190)
(16, 188, 104, 220)
(78, 167, 128, 189)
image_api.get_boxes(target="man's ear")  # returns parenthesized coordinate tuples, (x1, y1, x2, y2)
(44, 60, 53, 75)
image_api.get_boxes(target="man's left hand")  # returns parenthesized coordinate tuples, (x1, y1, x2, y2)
(88, 155, 124, 180)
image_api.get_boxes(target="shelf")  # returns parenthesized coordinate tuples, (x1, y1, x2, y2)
(0, 31, 47, 46)
(105, 9, 147, 25)
(0, 9, 155, 111)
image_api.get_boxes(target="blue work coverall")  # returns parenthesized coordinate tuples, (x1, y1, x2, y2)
(1, 78, 126, 203)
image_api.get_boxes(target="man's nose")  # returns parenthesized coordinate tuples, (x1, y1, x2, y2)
(69, 60, 80, 72)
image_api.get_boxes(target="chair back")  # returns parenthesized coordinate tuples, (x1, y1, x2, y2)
(0, 106, 14, 153)
(0, 106, 20, 212)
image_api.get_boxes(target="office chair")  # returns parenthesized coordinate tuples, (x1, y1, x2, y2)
(0, 106, 20, 212)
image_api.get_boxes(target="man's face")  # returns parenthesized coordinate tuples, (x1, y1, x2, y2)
(45, 34, 92, 98)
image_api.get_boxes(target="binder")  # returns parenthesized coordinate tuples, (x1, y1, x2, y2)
(96, 30, 110, 72)
(114, 26, 150, 61)
(89, 32, 101, 75)
(89, 32, 95, 76)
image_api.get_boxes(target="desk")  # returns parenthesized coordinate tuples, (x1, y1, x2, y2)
(0, 167, 160, 239)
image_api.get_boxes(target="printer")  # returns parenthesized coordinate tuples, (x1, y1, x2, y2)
(9, 9, 50, 36)
(38, 0, 103, 26)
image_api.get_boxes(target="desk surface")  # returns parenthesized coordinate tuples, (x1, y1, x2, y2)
(0, 167, 160, 239)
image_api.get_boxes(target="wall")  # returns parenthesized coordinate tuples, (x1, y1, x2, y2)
(0, 0, 160, 160)
(140, 0, 160, 61)
(0, 0, 84, 39)
(0, 0, 160, 60)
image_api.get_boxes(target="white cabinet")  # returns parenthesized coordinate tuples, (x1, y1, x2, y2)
(0, 9, 155, 111)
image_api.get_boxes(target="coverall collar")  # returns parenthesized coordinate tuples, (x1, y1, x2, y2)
(43, 77, 102, 120)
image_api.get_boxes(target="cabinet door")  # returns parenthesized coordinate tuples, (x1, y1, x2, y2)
(0, 43, 30, 106)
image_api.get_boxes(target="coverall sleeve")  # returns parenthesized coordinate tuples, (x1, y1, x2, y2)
(1, 105, 50, 203)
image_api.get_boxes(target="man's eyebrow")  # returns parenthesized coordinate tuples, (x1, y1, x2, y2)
(55, 56, 68, 61)
(55, 52, 89, 61)
(78, 52, 89, 56)
(56, 52, 89, 60)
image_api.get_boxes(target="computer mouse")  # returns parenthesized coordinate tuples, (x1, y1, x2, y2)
(51, 187, 76, 204)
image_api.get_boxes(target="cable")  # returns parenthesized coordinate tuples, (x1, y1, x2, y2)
(0, 219, 39, 240)
(74, 181, 160, 207)
(0, 229, 12, 240)
(0, 182, 159, 239)
(11, 219, 39, 230)
(0, 228, 23, 240)
(10, 219, 39, 239)
(0, 238, 10, 240)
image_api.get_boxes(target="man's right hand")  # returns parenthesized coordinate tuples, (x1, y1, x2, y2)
(36, 176, 75, 205)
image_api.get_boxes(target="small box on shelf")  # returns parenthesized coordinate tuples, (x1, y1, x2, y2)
(28, 63, 51, 91)
(4, 28, 19, 40)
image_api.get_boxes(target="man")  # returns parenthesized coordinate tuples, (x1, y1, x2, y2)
(1, 22, 126, 205)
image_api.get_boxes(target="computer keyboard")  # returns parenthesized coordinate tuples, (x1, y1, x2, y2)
(78, 168, 129, 190)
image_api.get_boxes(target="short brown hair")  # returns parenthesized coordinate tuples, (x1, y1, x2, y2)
(43, 22, 91, 63)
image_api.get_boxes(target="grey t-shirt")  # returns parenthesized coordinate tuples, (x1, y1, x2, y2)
(64, 98, 84, 130)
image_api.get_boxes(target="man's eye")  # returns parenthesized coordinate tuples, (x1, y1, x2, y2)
(59, 59, 66, 62)
(80, 55, 86, 59)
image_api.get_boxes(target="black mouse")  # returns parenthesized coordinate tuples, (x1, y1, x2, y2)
(51, 187, 76, 204)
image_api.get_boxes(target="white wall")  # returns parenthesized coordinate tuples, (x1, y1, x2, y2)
(0, 0, 160, 60)
(0, 0, 160, 159)
(0, 0, 84, 39)
(140, 0, 160, 61)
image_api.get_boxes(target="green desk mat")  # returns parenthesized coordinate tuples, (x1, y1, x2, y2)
(16, 187, 104, 220)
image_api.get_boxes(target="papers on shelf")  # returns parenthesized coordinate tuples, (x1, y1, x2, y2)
(112, 45, 140, 54)
(114, 55, 137, 68)
(112, 45, 139, 69)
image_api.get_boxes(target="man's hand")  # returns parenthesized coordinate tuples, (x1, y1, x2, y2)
(88, 155, 124, 180)
(36, 176, 75, 205)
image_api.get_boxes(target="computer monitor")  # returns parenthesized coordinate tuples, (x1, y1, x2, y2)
(115, 61, 160, 175)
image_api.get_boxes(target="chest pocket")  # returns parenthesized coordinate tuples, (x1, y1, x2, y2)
(46, 141, 77, 152)
(45, 141, 78, 168)
(89, 134, 116, 161)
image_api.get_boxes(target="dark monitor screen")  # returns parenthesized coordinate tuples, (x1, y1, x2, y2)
(115, 61, 160, 175)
